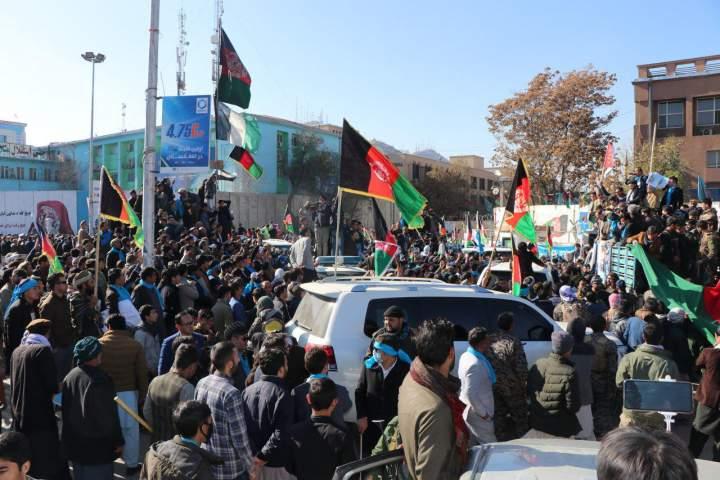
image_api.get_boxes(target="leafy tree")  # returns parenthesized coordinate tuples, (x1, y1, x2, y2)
(487, 67, 618, 198)
(286, 133, 339, 208)
(416, 167, 468, 217)
(632, 137, 687, 186)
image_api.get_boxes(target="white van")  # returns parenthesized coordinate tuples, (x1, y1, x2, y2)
(286, 278, 563, 421)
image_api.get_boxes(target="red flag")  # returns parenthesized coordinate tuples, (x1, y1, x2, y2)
(602, 143, 614, 174)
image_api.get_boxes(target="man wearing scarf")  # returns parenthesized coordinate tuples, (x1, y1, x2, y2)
(10, 319, 70, 480)
(398, 318, 467, 480)
(62, 337, 124, 480)
(366, 305, 416, 359)
(4, 278, 41, 366)
(355, 333, 410, 454)
(459, 327, 496, 444)
(106, 268, 141, 329)
(105, 239, 126, 269)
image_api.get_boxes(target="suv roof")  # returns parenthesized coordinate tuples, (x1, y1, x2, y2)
(302, 278, 491, 298)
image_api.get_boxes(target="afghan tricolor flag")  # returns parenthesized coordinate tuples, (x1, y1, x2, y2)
(631, 244, 718, 344)
(99, 167, 144, 249)
(38, 223, 63, 275)
(229, 146, 263, 180)
(545, 223, 553, 259)
(218, 28, 251, 109)
(372, 199, 399, 276)
(464, 214, 474, 248)
(511, 238, 522, 296)
(504, 159, 536, 243)
(283, 203, 296, 234)
(216, 101, 261, 153)
(341, 120, 427, 229)
(602, 142, 614, 178)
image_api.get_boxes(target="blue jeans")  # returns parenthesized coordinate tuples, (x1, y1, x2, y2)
(72, 463, 114, 480)
(116, 390, 140, 468)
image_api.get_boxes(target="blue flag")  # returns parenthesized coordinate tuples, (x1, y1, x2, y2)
(698, 176, 707, 201)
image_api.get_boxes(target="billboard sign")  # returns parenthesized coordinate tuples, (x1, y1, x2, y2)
(160, 95, 211, 174)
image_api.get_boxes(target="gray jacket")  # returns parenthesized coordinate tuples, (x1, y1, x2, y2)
(134, 326, 161, 374)
(141, 436, 223, 480)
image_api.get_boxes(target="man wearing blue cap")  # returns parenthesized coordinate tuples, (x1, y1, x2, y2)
(61, 337, 124, 480)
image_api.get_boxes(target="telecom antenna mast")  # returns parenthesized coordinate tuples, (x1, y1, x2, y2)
(121, 102, 127, 132)
(211, 0, 223, 84)
(176, 8, 189, 95)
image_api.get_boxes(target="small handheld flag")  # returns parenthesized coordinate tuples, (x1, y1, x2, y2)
(99, 167, 144, 249)
(38, 223, 63, 275)
(504, 159, 536, 243)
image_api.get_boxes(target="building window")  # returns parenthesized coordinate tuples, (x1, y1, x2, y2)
(0, 166, 6, 179)
(707, 151, 720, 168)
(0, 135, 6, 143)
(697, 97, 720, 127)
(471, 177, 477, 189)
(16, 167, 24, 180)
(29, 168, 37, 181)
(658, 101, 684, 129)
(411, 163, 420, 181)
(479, 178, 486, 190)
(54, 170, 60, 182)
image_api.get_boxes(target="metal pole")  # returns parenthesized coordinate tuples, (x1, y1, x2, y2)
(88, 61, 96, 232)
(649, 122, 658, 174)
(142, 0, 160, 267)
(333, 187, 343, 277)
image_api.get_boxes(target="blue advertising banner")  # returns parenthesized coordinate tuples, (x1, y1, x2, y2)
(160, 95, 211, 174)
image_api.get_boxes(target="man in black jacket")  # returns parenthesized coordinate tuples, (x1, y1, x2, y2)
(356, 333, 410, 454)
(4, 277, 42, 366)
(61, 337, 124, 480)
(288, 378, 355, 480)
(661, 176, 684, 211)
(241, 347, 294, 479)
(10, 319, 69, 480)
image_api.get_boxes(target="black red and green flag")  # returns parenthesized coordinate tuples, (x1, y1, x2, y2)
(99, 167, 144, 249)
(38, 223, 63, 275)
(511, 238, 522, 296)
(260, 225, 271, 240)
(464, 213, 474, 248)
(229, 146, 263, 180)
(218, 28, 251, 109)
(545, 223, 553, 259)
(283, 203, 296, 234)
(631, 244, 719, 344)
(505, 159, 536, 243)
(372, 199, 399, 276)
(340, 120, 427, 229)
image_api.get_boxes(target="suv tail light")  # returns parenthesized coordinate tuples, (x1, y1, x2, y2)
(305, 343, 338, 372)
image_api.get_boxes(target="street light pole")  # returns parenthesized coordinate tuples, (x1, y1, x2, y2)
(141, 0, 160, 267)
(81, 51, 106, 232)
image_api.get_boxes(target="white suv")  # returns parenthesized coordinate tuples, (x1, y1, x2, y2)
(286, 277, 562, 421)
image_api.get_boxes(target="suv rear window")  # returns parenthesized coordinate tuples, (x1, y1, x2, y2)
(364, 297, 552, 341)
(293, 292, 336, 337)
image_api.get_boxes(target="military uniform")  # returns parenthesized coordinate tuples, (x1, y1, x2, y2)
(589, 332, 619, 438)
(698, 231, 720, 284)
(488, 331, 529, 441)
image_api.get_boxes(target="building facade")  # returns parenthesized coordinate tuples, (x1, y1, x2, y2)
(0, 120, 66, 191)
(633, 54, 720, 197)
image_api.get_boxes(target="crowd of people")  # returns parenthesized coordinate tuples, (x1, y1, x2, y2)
(0, 171, 717, 480)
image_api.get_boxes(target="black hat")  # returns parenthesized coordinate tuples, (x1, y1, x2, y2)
(383, 305, 404, 318)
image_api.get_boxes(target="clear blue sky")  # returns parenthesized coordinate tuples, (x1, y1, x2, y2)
(2, 0, 719, 162)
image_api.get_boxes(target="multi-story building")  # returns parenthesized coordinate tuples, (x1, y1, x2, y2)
(0, 120, 66, 191)
(633, 54, 720, 197)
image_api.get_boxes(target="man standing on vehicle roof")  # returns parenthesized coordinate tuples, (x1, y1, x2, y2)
(366, 305, 416, 359)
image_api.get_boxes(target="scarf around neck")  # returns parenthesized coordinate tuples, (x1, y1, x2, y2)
(409, 357, 469, 463)
(21, 331, 51, 348)
(466, 346, 496, 384)
(110, 247, 126, 264)
(109, 284, 131, 302)
(139, 280, 165, 310)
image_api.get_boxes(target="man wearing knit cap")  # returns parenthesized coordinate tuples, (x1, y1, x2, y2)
(526, 330, 582, 439)
(61, 337, 124, 480)
(366, 305, 416, 359)
(69, 270, 101, 338)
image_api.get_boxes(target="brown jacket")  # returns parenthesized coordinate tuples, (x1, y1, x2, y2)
(397, 374, 462, 480)
(99, 330, 148, 399)
(696, 346, 720, 409)
(39, 292, 76, 349)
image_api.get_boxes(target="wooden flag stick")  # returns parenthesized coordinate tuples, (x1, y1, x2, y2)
(114, 395, 153, 433)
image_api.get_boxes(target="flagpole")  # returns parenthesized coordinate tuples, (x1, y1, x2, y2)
(93, 218, 101, 301)
(333, 187, 343, 277)
(480, 207, 505, 287)
(649, 122, 657, 174)
(141, 0, 160, 267)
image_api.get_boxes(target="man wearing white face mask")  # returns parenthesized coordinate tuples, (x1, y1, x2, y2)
(355, 333, 410, 455)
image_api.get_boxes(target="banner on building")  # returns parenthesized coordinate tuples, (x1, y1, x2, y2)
(160, 95, 211, 174)
(0, 191, 77, 235)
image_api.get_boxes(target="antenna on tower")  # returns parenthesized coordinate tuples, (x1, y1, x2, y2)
(176, 7, 189, 95)
(121, 103, 127, 132)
